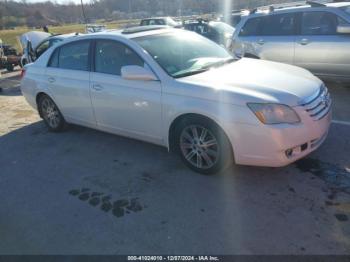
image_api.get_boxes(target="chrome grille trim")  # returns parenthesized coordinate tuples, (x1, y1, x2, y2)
(301, 84, 331, 121)
(314, 100, 332, 121)
(299, 86, 324, 106)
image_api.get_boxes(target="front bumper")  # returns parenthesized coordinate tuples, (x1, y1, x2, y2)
(227, 107, 332, 167)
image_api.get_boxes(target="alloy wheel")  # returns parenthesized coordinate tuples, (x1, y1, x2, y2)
(179, 125, 219, 170)
(41, 97, 61, 129)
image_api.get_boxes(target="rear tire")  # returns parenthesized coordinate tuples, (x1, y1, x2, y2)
(175, 117, 233, 175)
(6, 64, 14, 72)
(38, 95, 66, 132)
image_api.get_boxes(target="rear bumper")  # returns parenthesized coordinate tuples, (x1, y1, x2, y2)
(227, 108, 332, 167)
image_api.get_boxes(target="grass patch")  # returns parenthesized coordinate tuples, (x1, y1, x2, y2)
(0, 19, 139, 52)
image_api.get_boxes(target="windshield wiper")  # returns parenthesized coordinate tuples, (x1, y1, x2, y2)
(173, 68, 209, 78)
(202, 58, 235, 70)
(173, 58, 235, 78)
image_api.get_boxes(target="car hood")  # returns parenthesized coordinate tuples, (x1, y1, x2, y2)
(19, 31, 50, 50)
(178, 58, 322, 106)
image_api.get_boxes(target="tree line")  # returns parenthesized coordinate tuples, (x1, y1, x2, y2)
(0, 0, 305, 29)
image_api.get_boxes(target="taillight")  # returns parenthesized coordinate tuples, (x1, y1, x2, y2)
(20, 68, 26, 78)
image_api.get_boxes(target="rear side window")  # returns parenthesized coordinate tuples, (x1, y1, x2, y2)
(94, 40, 144, 76)
(302, 11, 348, 35)
(186, 24, 209, 34)
(140, 20, 149, 26)
(145, 19, 165, 25)
(261, 13, 296, 36)
(58, 41, 90, 71)
(48, 48, 59, 68)
(142, 19, 164, 26)
(155, 19, 165, 25)
(239, 17, 262, 36)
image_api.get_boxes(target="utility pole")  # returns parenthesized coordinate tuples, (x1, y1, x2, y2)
(80, 0, 88, 24)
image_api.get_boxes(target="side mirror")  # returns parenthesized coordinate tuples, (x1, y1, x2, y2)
(121, 65, 158, 81)
(337, 25, 350, 34)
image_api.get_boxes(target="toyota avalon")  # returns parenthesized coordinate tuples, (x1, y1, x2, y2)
(20, 26, 332, 175)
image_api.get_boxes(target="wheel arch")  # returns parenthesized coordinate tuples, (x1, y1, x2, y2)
(167, 113, 234, 156)
(36, 92, 52, 118)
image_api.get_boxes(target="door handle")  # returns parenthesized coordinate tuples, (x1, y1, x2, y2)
(48, 77, 55, 83)
(299, 39, 310, 45)
(257, 39, 265, 45)
(92, 84, 103, 91)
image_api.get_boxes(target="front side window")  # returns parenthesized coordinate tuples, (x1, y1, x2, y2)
(94, 40, 144, 76)
(36, 40, 49, 58)
(134, 31, 233, 78)
(302, 11, 348, 35)
(239, 17, 263, 36)
(340, 5, 350, 15)
(261, 13, 296, 36)
(155, 19, 166, 25)
(59, 41, 90, 71)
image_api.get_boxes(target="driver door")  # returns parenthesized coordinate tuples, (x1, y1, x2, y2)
(90, 39, 163, 144)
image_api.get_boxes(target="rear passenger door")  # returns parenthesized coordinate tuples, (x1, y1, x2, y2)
(294, 11, 350, 78)
(46, 40, 96, 127)
(238, 13, 296, 64)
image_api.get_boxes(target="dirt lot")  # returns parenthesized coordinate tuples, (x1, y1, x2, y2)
(0, 69, 349, 255)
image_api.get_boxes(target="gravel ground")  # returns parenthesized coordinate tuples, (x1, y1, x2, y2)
(0, 70, 349, 255)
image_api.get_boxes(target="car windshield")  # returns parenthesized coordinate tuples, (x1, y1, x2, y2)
(134, 31, 233, 78)
(341, 5, 350, 15)
(209, 22, 235, 34)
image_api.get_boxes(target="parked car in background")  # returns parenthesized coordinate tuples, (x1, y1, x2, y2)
(219, 10, 243, 27)
(0, 40, 21, 72)
(21, 26, 331, 175)
(140, 17, 182, 28)
(184, 19, 235, 49)
(20, 31, 77, 67)
(229, 10, 243, 26)
(231, 1, 350, 82)
(85, 24, 107, 34)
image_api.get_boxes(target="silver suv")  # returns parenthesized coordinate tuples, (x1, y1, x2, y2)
(231, 1, 350, 82)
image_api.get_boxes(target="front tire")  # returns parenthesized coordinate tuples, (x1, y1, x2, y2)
(175, 117, 233, 175)
(38, 95, 66, 132)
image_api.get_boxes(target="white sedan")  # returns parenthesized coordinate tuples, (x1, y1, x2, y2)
(21, 26, 332, 175)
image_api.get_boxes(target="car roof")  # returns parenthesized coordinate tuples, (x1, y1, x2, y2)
(51, 33, 79, 39)
(61, 26, 178, 42)
(243, 1, 350, 18)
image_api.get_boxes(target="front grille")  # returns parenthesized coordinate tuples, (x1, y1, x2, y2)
(301, 84, 332, 121)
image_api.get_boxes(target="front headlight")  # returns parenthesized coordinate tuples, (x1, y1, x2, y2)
(247, 103, 301, 125)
